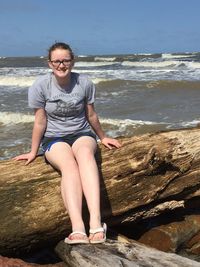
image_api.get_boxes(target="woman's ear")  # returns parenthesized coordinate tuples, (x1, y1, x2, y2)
(71, 58, 75, 68)
(48, 60, 53, 69)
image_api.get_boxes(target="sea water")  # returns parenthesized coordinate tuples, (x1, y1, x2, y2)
(1, 52, 200, 160)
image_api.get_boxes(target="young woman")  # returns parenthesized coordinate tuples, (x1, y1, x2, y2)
(14, 42, 121, 244)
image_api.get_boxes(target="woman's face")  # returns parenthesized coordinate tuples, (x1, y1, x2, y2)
(48, 48, 74, 79)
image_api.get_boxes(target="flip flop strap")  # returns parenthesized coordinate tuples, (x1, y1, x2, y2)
(69, 231, 87, 237)
(89, 227, 104, 234)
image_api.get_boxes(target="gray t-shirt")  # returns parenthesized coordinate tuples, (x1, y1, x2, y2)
(28, 72, 95, 137)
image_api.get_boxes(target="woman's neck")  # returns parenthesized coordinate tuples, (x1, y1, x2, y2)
(55, 73, 71, 89)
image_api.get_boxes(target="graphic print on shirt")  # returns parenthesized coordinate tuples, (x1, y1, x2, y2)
(55, 99, 77, 117)
(46, 92, 84, 122)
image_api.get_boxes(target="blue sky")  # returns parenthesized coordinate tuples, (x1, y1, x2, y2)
(0, 0, 200, 56)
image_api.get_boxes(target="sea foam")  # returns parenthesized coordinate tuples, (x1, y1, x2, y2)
(75, 61, 118, 67)
(100, 118, 157, 126)
(0, 76, 35, 87)
(94, 57, 116, 62)
(162, 53, 195, 59)
(0, 112, 34, 124)
(0, 112, 158, 126)
(122, 60, 179, 68)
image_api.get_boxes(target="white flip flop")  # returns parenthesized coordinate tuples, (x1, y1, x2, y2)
(64, 231, 89, 244)
(89, 223, 107, 244)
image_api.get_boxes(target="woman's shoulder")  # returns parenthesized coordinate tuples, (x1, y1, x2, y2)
(29, 73, 53, 99)
(72, 72, 93, 86)
(32, 72, 52, 86)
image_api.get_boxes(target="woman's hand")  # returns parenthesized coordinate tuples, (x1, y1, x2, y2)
(13, 108, 47, 165)
(101, 137, 122, 149)
(13, 152, 36, 165)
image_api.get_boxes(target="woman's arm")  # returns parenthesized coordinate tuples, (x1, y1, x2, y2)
(14, 108, 47, 164)
(86, 104, 121, 149)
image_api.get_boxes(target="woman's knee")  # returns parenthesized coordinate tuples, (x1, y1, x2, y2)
(75, 145, 96, 161)
(73, 137, 96, 154)
(45, 145, 78, 172)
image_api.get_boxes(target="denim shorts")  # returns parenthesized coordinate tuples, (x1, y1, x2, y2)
(42, 131, 97, 153)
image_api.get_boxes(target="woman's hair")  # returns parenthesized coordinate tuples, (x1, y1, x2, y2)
(48, 42, 74, 60)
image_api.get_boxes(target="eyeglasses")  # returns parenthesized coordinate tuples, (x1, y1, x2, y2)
(50, 59, 72, 67)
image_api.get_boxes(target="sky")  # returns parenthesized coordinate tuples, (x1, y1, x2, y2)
(0, 0, 200, 57)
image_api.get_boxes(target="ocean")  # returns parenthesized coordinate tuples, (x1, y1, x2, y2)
(1, 52, 200, 160)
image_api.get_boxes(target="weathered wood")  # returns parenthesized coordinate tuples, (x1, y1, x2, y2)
(1, 127, 200, 256)
(55, 239, 200, 267)
(138, 215, 200, 253)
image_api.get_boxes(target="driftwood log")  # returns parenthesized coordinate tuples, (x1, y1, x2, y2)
(55, 239, 200, 267)
(1, 127, 200, 257)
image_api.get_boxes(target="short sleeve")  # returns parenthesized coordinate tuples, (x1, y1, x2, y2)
(85, 78, 95, 104)
(28, 78, 46, 109)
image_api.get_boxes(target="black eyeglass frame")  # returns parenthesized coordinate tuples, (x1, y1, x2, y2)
(50, 59, 73, 66)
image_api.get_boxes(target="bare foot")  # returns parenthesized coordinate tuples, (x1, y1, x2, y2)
(65, 232, 89, 244)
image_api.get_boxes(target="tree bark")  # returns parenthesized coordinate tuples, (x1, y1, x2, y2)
(1, 127, 200, 256)
(55, 239, 200, 267)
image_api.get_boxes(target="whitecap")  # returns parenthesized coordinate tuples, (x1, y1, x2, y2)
(167, 120, 200, 129)
(100, 118, 158, 126)
(186, 62, 200, 69)
(122, 60, 178, 68)
(0, 112, 34, 124)
(94, 57, 116, 62)
(91, 78, 112, 84)
(74, 61, 118, 67)
(0, 76, 35, 87)
(162, 53, 195, 59)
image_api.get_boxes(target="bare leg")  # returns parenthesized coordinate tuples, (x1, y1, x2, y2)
(72, 136, 104, 241)
(45, 142, 87, 240)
